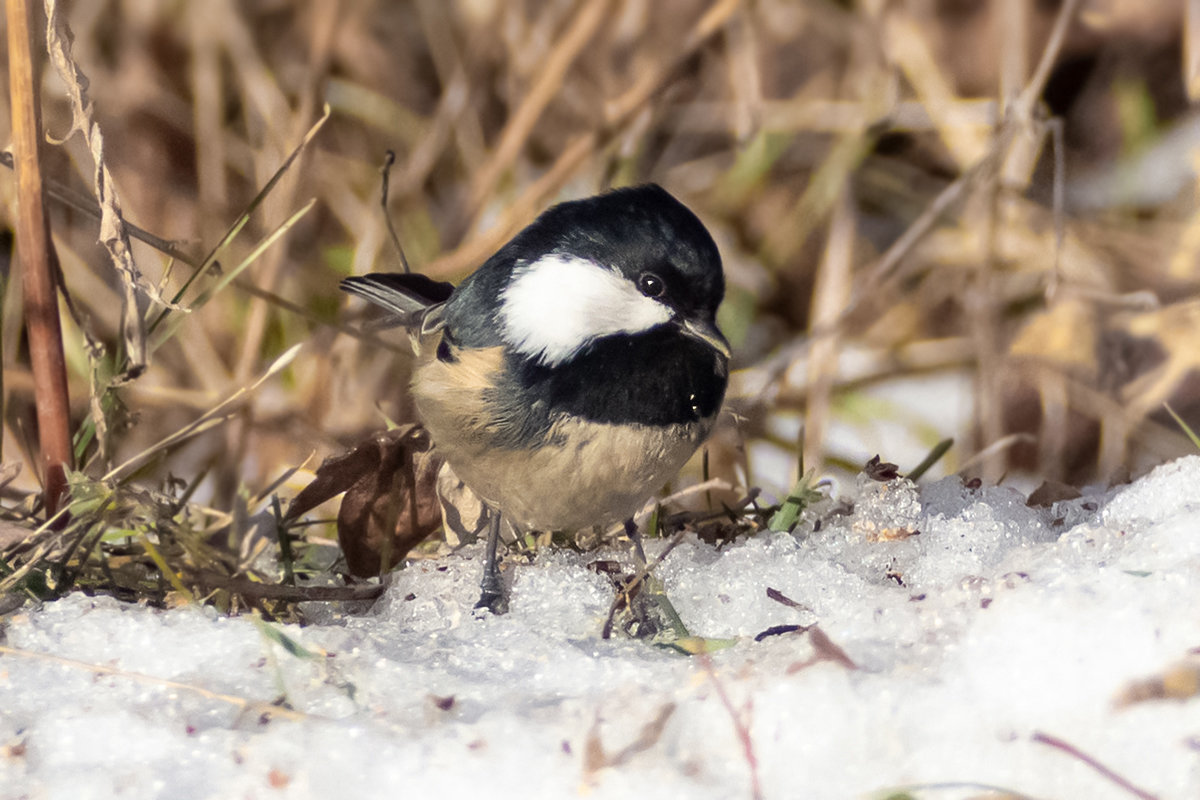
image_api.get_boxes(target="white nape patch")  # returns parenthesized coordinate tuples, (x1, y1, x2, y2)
(499, 254, 671, 365)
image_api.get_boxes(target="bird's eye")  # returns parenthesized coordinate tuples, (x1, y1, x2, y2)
(637, 272, 665, 298)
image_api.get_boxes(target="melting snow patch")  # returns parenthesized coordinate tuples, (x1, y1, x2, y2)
(4, 458, 1200, 798)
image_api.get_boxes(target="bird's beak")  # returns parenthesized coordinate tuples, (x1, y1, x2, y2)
(680, 317, 731, 360)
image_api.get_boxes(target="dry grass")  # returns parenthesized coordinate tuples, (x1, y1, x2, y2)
(1, 0, 1199, 610)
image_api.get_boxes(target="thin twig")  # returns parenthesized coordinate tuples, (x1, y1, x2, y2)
(612, 477, 738, 538)
(103, 345, 300, 483)
(957, 433, 1037, 476)
(195, 572, 385, 603)
(149, 105, 330, 333)
(601, 527, 690, 639)
(0, 151, 201, 267)
(379, 150, 412, 274)
(1013, 0, 1083, 119)
(1032, 731, 1159, 800)
(698, 654, 762, 800)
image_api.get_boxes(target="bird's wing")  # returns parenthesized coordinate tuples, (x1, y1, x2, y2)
(340, 273, 454, 333)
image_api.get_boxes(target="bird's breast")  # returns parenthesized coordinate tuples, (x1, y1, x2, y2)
(410, 335, 721, 532)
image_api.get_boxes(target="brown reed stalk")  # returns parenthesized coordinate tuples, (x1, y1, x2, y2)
(7, 0, 72, 515)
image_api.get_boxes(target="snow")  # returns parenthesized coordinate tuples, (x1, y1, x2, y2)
(4, 458, 1200, 799)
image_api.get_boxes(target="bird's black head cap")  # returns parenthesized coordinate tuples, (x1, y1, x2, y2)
(514, 183, 723, 321)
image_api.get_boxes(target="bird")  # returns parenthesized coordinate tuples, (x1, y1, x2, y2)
(340, 183, 729, 612)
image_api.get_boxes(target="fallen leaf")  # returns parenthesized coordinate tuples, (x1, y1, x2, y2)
(435, 462, 489, 547)
(1115, 656, 1200, 707)
(287, 425, 442, 577)
(863, 455, 900, 482)
(1026, 480, 1083, 507)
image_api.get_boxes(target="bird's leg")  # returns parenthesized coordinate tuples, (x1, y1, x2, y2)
(475, 509, 508, 614)
(624, 517, 648, 567)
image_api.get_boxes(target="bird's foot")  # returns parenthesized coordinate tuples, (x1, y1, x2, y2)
(475, 509, 508, 614)
(474, 587, 508, 615)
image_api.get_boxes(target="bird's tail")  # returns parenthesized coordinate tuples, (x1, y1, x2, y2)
(340, 273, 453, 332)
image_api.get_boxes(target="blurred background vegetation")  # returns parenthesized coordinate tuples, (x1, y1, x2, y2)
(3, 0, 1200, 605)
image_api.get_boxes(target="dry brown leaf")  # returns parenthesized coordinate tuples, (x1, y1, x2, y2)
(863, 455, 900, 482)
(1115, 656, 1200, 708)
(1026, 480, 1083, 507)
(338, 440, 441, 577)
(435, 461, 490, 547)
(287, 425, 442, 577)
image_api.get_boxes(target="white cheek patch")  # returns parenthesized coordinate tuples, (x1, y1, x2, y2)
(499, 254, 672, 366)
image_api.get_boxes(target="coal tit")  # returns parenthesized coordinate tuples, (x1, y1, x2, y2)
(341, 183, 729, 611)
